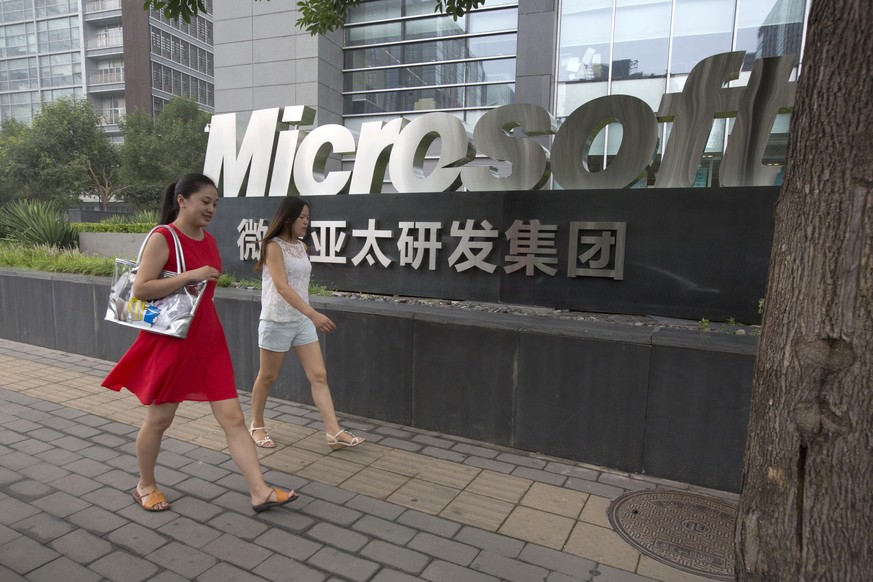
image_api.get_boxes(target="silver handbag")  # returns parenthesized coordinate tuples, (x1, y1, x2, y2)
(105, 225, 206, 339)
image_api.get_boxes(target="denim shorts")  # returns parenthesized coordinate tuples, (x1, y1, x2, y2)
(258, 318, 318, 352)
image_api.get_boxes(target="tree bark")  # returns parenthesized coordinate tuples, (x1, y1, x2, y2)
(736, 1, 873, 580)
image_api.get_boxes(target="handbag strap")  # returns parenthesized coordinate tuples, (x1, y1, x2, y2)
(136, 225, 186, 275)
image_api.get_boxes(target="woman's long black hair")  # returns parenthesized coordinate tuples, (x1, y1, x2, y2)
(254, 196, 311, 272)
(159, 173, 217, 225)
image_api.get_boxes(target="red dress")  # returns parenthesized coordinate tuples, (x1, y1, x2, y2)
(103, 225, 238, 405)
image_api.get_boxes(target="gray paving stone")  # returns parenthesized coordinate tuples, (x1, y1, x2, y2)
(146, 540, 217, 579)
(88, 550, 158, 582)
(51, 435, 94, 452)
(76, 445, 121, 463)
(67, 506, 129, 535)
(92, 469, 137, 492)
(49, 528, 113, 564)
(397, 509, 462, 538)
(0, 524, 18, 546)
(0, 428, 28, 445)
(63, 458, 113, 478)
(29, 401, 64, 412)
(495, 453, 548, 470)
(116, 502, 179, 529)
(10, 511, 74, 543)
(511, 466, 568, 486)
(544, 462, 600, 482)
(412, 434, 453, 449)
(24, 556, 102, 582)
(589, 563, 659, 581)
(154, 450, 193, 469)
(0, 451, 41, 471)
(24, 428, 65, 443)
(173, 476, 227, 501)
(170, 495, 225, 523)
(179, 460, 232, 481)
(564, 478, 625, 499)
(463, 456, 516, 474)
(352, 515, 418, 545)
(420, 559, 500, 582)
(182, 447, 230, 465)
(518, 544, 597, 578)
(82, 486, 136, 512)
(598, 473, 657, 491)
(10, 437, 55, 455)
(195, 561, 269, 582)
(253, 554, 326, 582)
(345, 494, 405, 520)
(50, 407, 89, 421)
(206, 510, 269, 540)
(0, 496, 42, 525)
(35, 447, 84, 467)
(253, 528, 322, 561)
(100, 421, 139, 436)
(157, 516, 222, 549)
(62, 424, 102, 439)
(408, 532, 480, 566)
(361, 539, 430, 574)
(261, 469, 309, 492)
(107, 522, 169, 556)
(471, 549, 551, 582)
(454, 526, 525, 558)
(6, 477, 54, 499)
(379, 437, 423, 452)
(308, 522, 370, 552)
(0, 535, 61, 574)
(421, 446, 467, 462)
(145, 570, 190, 582)
(160, 438, 199, 455)
(0, 466, 22, 486)
(18, 461, 69, 484)
(200, 532, 273, 570)
(70, 414, 110, 428)
(371, 569, 424, 582)
(3, 419, 43, 434)
(30, 490, 90, 518)
(300, 480, 358, 504)
(307, 546, 381, 582)
(252, 502, 316, 532)
(299, 498, 364, 526)
(375, 427, 415, 439)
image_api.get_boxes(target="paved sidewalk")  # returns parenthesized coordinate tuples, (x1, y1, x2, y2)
(0, 338, 733, 581)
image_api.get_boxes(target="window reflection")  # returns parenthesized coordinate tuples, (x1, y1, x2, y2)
(611, 0, 671, 79)
(671, 0, 733, 74)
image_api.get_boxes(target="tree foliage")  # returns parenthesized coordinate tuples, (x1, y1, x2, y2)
(143, 0, 485, 35)
(119, 97, 211, 210)
(1, 99, 120, 209)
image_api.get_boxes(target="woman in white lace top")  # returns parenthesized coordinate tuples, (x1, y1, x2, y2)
(248, 197, 364, 451)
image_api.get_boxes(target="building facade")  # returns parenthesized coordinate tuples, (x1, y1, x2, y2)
(212, 0, 808, 190)
(0, 0, 214, 138)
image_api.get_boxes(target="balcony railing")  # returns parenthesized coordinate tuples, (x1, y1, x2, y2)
(90, 71, 124, 85)
(87, 35, 123, 50)
(101, 107, 125, 125)
(84, 0, 121, 13)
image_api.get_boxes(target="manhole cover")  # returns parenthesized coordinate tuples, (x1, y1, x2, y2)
(608, 490, 737, 579)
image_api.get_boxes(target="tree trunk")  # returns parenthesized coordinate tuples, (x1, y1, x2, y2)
(735, 1, 873, 580)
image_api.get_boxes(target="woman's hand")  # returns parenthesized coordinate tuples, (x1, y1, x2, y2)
(187, 265, 220, 284)
(309, 311, 336, 333)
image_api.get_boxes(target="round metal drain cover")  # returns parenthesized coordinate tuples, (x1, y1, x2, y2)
(608, 490, 736, 579)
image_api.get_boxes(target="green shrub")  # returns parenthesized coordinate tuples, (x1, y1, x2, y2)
(0, 200, 78, 248)
(0, 242, 114, 275)
(98, 214, 134, 225)
(131, 209, 159, 224)
(72, 222, 156, 233)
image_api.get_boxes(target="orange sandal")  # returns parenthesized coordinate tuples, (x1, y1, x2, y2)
(132, 487, 170, 512)
(252, 487, 299, 513)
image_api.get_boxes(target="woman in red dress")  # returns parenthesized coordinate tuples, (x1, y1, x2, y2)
(103, 173, 297, 513)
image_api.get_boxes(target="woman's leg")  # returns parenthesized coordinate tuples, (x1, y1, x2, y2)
(210, 398, 289, 505)
(249, 348, 286, 443)
(136, 402, 179, 508)
(293, 341, 355, 443)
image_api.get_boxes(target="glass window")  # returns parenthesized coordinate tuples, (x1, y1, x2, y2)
(611, 0, 671, 80)
(671, 0, 734, 74)
(736, 0, 806, 71)
(556, 80, 608, 119)
(465, 83, 514, 107)
(405, 15, 466, 40)
(346, 21, 402, 46)
(39, 52, 82, 87)
(0, 0, 34, 23)
(466, 58, 515, 83)
(0, 57, 38, 92)
(467, 33, 516, 58)
(558, 0, 611, 82)
(347, 0, 402, 23)
(0, 23, 38, 58)
(467, 8, 517, 33)
(35, 0, 78, 18)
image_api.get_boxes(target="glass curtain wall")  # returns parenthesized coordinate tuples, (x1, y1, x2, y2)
(0, 0, 83, 126)
(343, 0, 518, 132)
(557, 0, 808, 186)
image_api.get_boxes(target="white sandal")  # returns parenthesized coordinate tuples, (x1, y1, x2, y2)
(249, 423, 276, 448)
(326, 429, 364, 450)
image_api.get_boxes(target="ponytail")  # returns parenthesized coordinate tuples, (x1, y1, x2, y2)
(159, 182, 179, 225)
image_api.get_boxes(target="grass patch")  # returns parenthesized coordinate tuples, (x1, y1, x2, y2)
(0, 243, 115, 276)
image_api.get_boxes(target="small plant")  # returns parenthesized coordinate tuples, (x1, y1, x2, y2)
(131, 209, 159, 224)
(0, 200, 78, 249)
(216, 273, 235, 287)
(758, 298, 765, 315)
(699, 318, 710, 331)
(98, 214, 135, 225)
(0, 242, 114, 275)
(720, 317, 737, 331)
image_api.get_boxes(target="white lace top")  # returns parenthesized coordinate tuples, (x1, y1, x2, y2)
(260, 238, 311, 322)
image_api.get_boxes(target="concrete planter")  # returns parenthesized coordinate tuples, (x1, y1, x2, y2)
(78, 232, 146, 259)
(0, 267, 756, 492)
